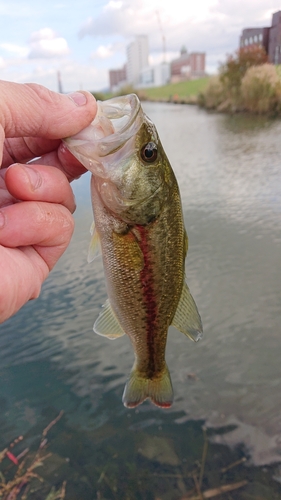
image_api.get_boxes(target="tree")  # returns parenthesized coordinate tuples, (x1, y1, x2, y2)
(219, 45, 268, 92)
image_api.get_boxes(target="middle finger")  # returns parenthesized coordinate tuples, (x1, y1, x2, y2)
(5, 163, 76, 213)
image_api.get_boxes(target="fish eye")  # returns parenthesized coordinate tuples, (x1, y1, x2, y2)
(141, 142, 158, 163)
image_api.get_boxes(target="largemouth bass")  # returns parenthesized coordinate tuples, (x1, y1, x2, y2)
(64, 94, 202, 408)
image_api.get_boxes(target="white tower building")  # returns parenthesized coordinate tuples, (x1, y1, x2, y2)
(126, 35, 149, 85)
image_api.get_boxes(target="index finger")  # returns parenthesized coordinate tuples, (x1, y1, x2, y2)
(0, 81, 97, 167)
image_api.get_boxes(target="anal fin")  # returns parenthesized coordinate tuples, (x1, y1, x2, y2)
(172, 281, 203, 342)
(94, 299, 125, 340)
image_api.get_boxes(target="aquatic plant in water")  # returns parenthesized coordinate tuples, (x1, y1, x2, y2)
(0, 412, 65, 500)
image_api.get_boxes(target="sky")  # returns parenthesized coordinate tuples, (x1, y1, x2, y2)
(0, 0, 280, 93)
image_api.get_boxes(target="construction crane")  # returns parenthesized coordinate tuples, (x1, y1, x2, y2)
(156, 10, 166, 63)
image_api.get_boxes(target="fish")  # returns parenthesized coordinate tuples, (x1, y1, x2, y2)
(64, 94, 202, 409)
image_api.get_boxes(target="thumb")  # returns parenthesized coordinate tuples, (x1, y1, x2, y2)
(0, 81, 97, 140)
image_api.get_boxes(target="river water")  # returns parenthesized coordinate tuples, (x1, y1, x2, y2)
(1, 103, 281, 498)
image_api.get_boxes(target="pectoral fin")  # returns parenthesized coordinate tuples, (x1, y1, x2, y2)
(94, 299, 126, 340)
(172, 281, 203, 342)
(87, 221, 101, 263)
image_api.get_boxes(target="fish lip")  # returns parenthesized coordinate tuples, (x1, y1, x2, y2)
(97, 94, 143, 156)
(64, 94, 143, 160)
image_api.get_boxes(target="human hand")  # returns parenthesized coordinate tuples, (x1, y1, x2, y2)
(0, 81, 97, 323)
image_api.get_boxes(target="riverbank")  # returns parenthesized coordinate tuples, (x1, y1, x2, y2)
(93, 77, 209, 105)
(138, 77, 209, 103)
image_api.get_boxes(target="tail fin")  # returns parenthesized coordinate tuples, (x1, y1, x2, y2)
(122, 364, 173, 409)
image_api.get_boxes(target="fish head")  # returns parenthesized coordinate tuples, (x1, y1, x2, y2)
(64, 94, 173, 225)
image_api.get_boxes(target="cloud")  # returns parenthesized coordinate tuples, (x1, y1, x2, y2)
(91, 44, 114, 60)
(28, 28, 70, 59)
(78, 0, 222, 40)
(78, 0, 153, 39)
(0, 43, 29, 58)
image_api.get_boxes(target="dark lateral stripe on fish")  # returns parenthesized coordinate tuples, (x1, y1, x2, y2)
(137, 224, 158, 377)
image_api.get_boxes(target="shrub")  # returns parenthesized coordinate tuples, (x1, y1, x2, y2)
(199, 46, 281, 114)
(241, 64, 281, 114)
(198, 76, 225, 109)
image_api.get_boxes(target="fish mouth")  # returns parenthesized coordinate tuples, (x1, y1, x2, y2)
(64, 94, 144, 172)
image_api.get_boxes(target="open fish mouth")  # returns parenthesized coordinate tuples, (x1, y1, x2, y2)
(64, 94, 145, 173)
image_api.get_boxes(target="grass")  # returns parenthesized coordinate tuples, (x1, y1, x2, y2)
(140, 77, 209, 101)
(92, 77, 210, 103)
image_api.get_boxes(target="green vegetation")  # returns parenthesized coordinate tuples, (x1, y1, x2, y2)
(199, 46, 281, 115)
(139, 77, 209, 102)
(92, 77, 209, 103)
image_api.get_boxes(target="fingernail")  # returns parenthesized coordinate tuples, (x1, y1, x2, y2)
(0, 211, 5, 229)
(24, 166, 42, 190)
(68, 92, 87, 106)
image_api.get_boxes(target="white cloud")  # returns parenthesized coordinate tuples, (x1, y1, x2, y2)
(105, 0, 123, 9)
(28, 28, 70, 59)
(0, 43, 29, 57)
(91, 44, 114, 60)
(78, 0, 220, 39)
(30, 27, 56, 42)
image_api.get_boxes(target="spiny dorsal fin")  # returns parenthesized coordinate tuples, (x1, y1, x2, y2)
(172, 281, 203, 342)
(94, 299, 126, 340)
(87, 221, 101, 263)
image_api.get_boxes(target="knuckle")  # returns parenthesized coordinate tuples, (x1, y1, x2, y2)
(33, 201, 74, 245)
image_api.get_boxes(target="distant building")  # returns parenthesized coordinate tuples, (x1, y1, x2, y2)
(239, 10, 281, 64)
(109, 65, 127, 92)
(170, 47, 206, 82)
(127, 35, 149, 85)
(268, 11, 281, 64)
(109, 37, 206, 90)
(240, 28, 270, 53)
(139, 62, 171, 88)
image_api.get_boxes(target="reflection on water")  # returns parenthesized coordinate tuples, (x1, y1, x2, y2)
(0, 103, 281, 496)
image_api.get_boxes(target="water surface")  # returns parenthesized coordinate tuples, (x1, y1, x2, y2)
(1, 104, 281, 498)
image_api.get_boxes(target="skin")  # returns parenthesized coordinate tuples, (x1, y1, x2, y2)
(0, 80, 97, 324)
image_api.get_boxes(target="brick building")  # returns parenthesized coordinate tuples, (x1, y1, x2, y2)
(170, 47, 205, 82)
(109, 65, 127, 92)
(268, 11, 281, 64)
(240, 10, 281, 64)
(240, 28, 270, 53)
